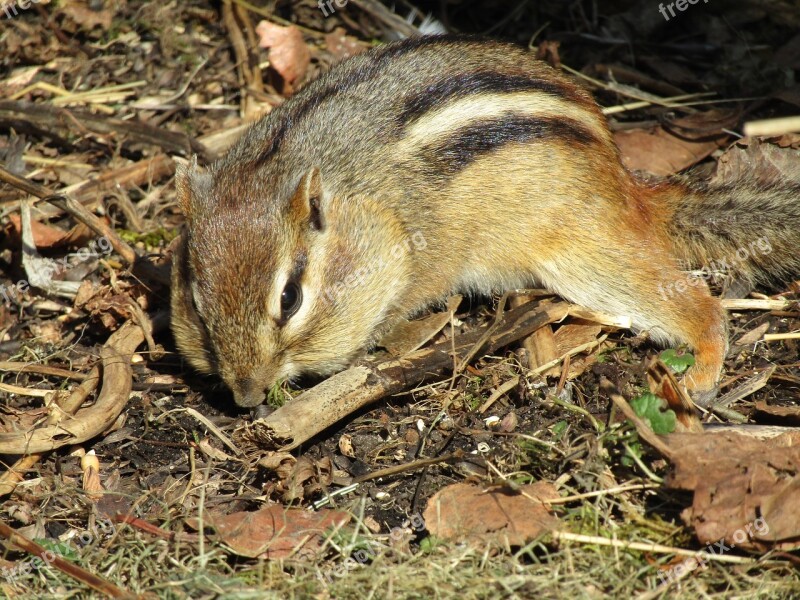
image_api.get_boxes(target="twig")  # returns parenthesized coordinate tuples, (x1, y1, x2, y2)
(722, 298, 794, 311)
(0, 519, 136, 598)
(743, 116, 800, 137)
(0, 165, 171, 286)
(0, 100, 210, 161)
(478, 376, 520, 413)
(0, 382, 51, 397)
(353, 450, 465, 484)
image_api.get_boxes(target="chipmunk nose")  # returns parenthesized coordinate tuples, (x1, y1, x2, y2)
(232, 378, 267, 408)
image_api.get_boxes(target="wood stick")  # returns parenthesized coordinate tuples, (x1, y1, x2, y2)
(245, 301, 572, 450)
(0, 520, 136, 599)
(0, 100, 211, 162)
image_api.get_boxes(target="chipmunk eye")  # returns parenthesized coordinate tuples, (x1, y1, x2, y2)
(280, 281, 302, 321)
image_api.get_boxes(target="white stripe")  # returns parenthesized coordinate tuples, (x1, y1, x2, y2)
(399, 92, 608, 151)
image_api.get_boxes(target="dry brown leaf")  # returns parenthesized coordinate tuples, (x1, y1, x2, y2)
(666, 430, 800, 551)
(711, 137, 800, 185)
(423, 482, 560, 546)
(201, 505, 351, 559)
(735, 323, 771, 347)
(646, 359, 702, 431)
(6, 214, 96, 250)
(273, 456, 334, 503)
(753, 401, 800, 425)
(75, 283, 149, 330)
(61, 0, 114, 30)
(615, 126, 720, 176)
(255, 21, 310, 91)
(257, 451, 296, 471)
(324, 28, 369, 61)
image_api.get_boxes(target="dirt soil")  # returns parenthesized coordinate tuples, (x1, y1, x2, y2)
(1, 1, 799, 598)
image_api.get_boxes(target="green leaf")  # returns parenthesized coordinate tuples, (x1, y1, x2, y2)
(621, 440, 642, 467)
(34, 539, 77, 561)
(418, 536, 443, 553)
(551, 420, 568, 439)
(630, 393, 677, 434)
(658, 348, 695, 374)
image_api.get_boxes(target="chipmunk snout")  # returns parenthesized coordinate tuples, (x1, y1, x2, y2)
(232, 377, 268, 408)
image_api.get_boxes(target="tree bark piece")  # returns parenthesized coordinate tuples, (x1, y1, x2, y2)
(0, 315, 164, 455)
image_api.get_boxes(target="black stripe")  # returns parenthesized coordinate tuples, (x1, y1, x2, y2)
(416, 116, 598, 178)
(254, 35, 515, 164)
(399, 71, 589, 125)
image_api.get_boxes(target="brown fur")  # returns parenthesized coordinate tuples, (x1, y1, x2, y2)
(171, 35, 800, 407)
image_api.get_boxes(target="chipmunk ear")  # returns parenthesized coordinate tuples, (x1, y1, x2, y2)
(290, 167, 324, 231)
(176, 156, 213, 219)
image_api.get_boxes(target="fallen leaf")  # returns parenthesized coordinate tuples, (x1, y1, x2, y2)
(646, 359, 703, 431)
(615, 126, 721, 176)
(255, 21, 310, 91)
(266, 455, 334, 503)
(423, 482, 560, 546)
(6, 214, 96, 249)
(201, 505, 351, 559)
(61, 0, 114, 30)
(735, 323, 771, 347)
(753, 401, 800, 425)
(324, 28, 369, 61)
(711, 137, 800, 185)
(666, 430, 800, 551)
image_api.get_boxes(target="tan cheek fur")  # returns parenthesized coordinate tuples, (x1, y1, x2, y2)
(170, 234, 214, 375)
(278, 195, 414, 376)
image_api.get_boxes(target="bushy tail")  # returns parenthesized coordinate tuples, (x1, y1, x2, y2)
(652, 177, 800, 290)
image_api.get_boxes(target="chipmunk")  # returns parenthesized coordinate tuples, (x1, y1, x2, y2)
(171, 35, 800, 408)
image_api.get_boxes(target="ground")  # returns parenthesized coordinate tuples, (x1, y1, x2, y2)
(1, 1, 799, 598)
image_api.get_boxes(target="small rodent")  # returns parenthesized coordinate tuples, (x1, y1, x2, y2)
(171, 35, 800, 408)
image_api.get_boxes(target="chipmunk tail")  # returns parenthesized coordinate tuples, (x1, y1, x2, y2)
(645, 175, 800, 294)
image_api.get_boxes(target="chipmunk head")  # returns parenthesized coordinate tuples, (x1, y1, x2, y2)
(171, 159, 414, 407)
